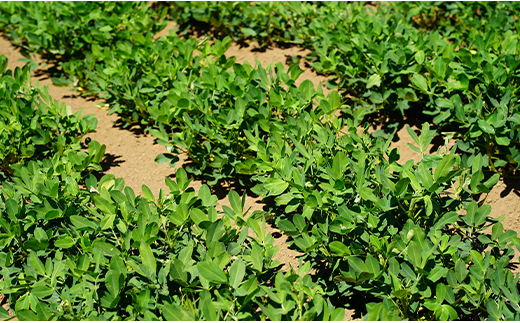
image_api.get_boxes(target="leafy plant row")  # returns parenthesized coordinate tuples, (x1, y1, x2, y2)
(0, 1, 344, 184)
(0, 55, 102, 181)
(4, 1, 520, 178)
(0, 1, 168, 87)
(0, 55, 343, 320)
(1, 166, 344, 320)
(252, 119, 520, 320)
(1, 49, 519, 320)
(159, 1, 520, 176)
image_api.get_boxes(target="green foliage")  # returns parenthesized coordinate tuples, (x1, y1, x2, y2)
(162, 1, 319, 47)
(1, 2, 520, 321)
(252, 118, 520, 320)
(0, 165, 342, 320)
(159, 1, 520, 175)
(0, 1, 168, 87)
(81, 28, 340, 184)
(0, 55, 101, 179)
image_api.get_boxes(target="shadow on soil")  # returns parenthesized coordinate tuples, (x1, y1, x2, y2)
(90, 153, 125, 181)
(500, 177, 520, 198)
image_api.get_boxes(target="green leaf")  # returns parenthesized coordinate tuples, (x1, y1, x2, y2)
(492, 222, 504, 241)
(54, 236, 74, 249)
(329, 241, 350, 256)
(165, 177, 180, 195)
(229, 258, 246, 289)
(470, 250, 486, 273)
(140, 241, 156, 273)
(394, 177, 410, 196)
(264, 178, 289, 196)
(142, 185, 154, 202)
(428, 266, 448, 283)
(435, 98, 454, 108)
(277, 220, 297, 232)
(443, 304, 459, 320)
(176, 168, 190, 191)
(31, 281, 54, 298)
(365, 255, 380, 276)
(201, 297, 218, 321)
(455, 259, 468, 283)
(228, 190, 243, 215)
(94, 195, 115, 215)
(388, 257, 400, 276)
(290, 135, 310, 159)
(190, 208, 208, 226)
(100, 213, 116, 230)
(198, 184, 215, 207)
(0, 306, 8, 319)
(433, 212, 458, 231)
(434, 57, 445, 79)
(436, 283, 446, 303)
(162, 303, 194, 321)
(240, 27, 256, 37)
(407, 241, 422, 268)
(412, 74, 429, 92)
(251, 244, 263, 272)
(366, 74, 381, 89)
(299, 79, 314, 101)
(170, 259, 187, 282)
(496, 136, 511, 146)
(356, 151, 366, 189)
(197, 261, 227, 284)
(29, 253, 45, 276)
(293, 213, 306, 232)
(16, 310, 39, 321)
(155, 153, 177, 165)
(416, 162, 433, 190)
(478, 119, 495, 134)
(474, 204, 491, 227)
(105, 270, 122, 297)
(434, 154, 456, 183)
(347, 256, 368, 273)
(486, 299, 500, 320)
(466, 200, 477, 226)
(206, 220, 225, 245)
(70, 215, 98, 230)
(66, 176, 79, 196)
(415, 50, 425, 64)
(328, 91, 341, 110)
(330, 308, 345, 321)
(359, 187, 378, 203)
(406, 125, 420, 146)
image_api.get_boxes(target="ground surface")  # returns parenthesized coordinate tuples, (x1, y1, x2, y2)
(2, 21, 520, 320)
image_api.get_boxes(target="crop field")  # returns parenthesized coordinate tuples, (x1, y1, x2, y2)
(2, 1, 520, 321)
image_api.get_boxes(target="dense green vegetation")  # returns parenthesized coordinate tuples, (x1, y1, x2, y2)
(162, 1, 520, 177)
(1, 1, 520, 321)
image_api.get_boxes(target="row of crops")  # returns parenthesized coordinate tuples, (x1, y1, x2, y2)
(1, 1, 520, 320)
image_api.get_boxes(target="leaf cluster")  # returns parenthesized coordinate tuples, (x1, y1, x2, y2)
(254, 120, 520, 320)
(158, 1, 520, 175)
(0, 55, 100, 180)
(0, 163, 344, 320)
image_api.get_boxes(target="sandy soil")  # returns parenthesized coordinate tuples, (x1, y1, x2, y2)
(2, 19, 520, 320)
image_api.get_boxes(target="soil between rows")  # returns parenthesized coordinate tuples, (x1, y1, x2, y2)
(1, 20, 520, 320)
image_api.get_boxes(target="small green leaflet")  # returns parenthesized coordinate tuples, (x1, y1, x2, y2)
(263, 178, 289, 196)
(229, 258, 246, 289)
(197, 261, 227, 284)
(140, 241, 156, 273)
(412, 74, 429, 92)
(366, 74, 381, 89)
